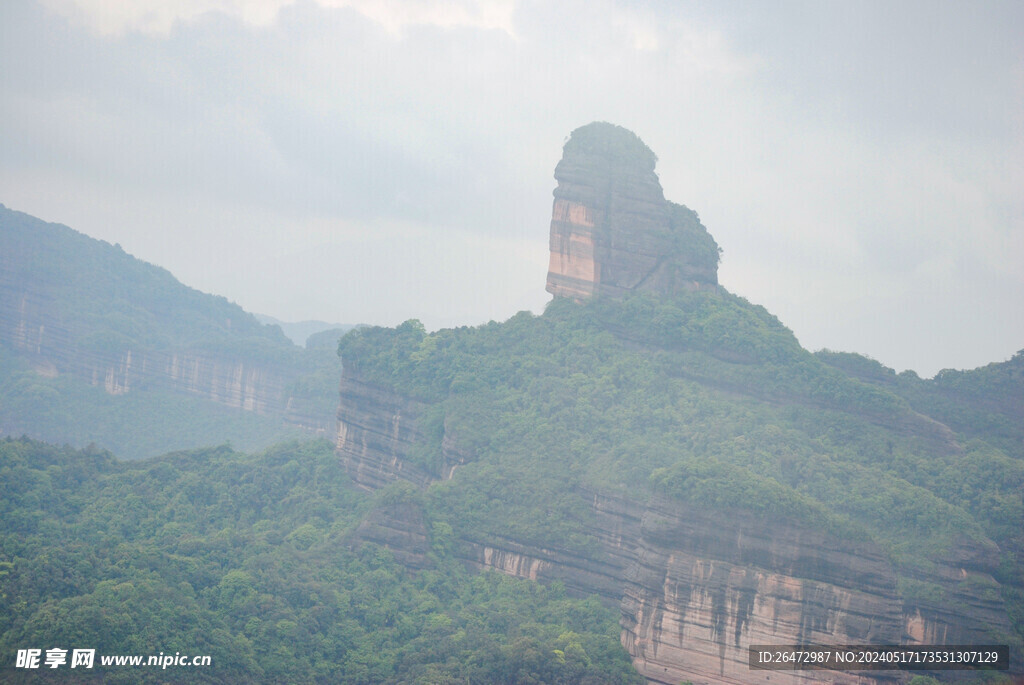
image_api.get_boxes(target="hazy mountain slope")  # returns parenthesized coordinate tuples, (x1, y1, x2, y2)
(254, 314, 358, 348)
(0, 204, 291, 353)
(0, 204, 340, 457)
(818, 349, 1024, 460)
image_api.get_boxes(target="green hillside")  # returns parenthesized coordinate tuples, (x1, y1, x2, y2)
(339, 291, 1024, 641)
(2, 201, 1022, 680)
(818, 348, 1024, 460)
(2, 289, 1022, 682)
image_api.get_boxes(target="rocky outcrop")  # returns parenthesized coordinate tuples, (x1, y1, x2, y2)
(335, 374, 434, 489)
(546, 122, 719, 301)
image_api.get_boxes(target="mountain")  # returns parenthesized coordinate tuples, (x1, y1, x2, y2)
(1, 123, 1021, 684)
(0, 204, 340, 457)
(333, 124, 1023, 683)
(253, 314, 359, 348)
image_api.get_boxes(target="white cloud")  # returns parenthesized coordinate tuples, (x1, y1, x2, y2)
(4, 0, 1022, 376)
(39, 0, 517, 36)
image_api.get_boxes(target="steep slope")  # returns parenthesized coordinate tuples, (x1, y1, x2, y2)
(0, 204, 340, 457)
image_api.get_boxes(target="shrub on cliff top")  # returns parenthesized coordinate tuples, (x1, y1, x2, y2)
(562, 121, 657, 170)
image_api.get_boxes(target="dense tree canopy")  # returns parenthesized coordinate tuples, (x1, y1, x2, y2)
(339, 291, 1024, 643)
(0, 438, 642, 684)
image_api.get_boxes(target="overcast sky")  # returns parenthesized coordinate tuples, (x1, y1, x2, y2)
(2, 0, 1021, 376)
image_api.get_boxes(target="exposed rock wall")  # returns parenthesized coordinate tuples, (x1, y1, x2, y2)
(546, 122, 719, 301)
(620, 500, 902, 685)
(898, 536, 1010, 647)
(334, 371, 1018, 685)
(5, 315, 288, 415)
(335, 374, 434, 489)
(353, 500, 432, 570)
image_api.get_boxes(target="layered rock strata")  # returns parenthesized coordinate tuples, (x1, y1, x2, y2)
(5, 306, 288, 415)
(620, 501, 903, 685)
(2, 289, 336, 434)
(335, 374, 434, 490)
(897, 536, 1011, 647)
(546, 122, 720, 301)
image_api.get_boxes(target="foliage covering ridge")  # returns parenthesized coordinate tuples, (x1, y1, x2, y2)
(337, 290, 1022, 636)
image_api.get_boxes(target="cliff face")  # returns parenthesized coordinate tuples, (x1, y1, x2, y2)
(335, 372, 1015, 685)
(4, 292, 288, 415)
(898, 536, 1011, 647)
(546, 122, 719, 301)
(620, 500, 902, 685)
(335, 374, 434, 489)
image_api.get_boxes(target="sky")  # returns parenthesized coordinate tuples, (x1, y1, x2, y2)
(1, 0, 1021, 377)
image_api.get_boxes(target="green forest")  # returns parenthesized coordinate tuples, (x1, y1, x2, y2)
(0, 438, 641, 684)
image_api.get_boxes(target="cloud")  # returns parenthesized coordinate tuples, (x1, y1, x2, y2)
(2, 0, 1022, 375)
(37, 0, 517, 36)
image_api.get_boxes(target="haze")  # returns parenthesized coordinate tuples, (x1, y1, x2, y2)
(1, 0, 1021, 377)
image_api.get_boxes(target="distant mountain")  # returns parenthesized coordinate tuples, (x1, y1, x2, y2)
(0, 204, 340, 457)
(254, 313, 359, 348)
(0, 204, 294, 354)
